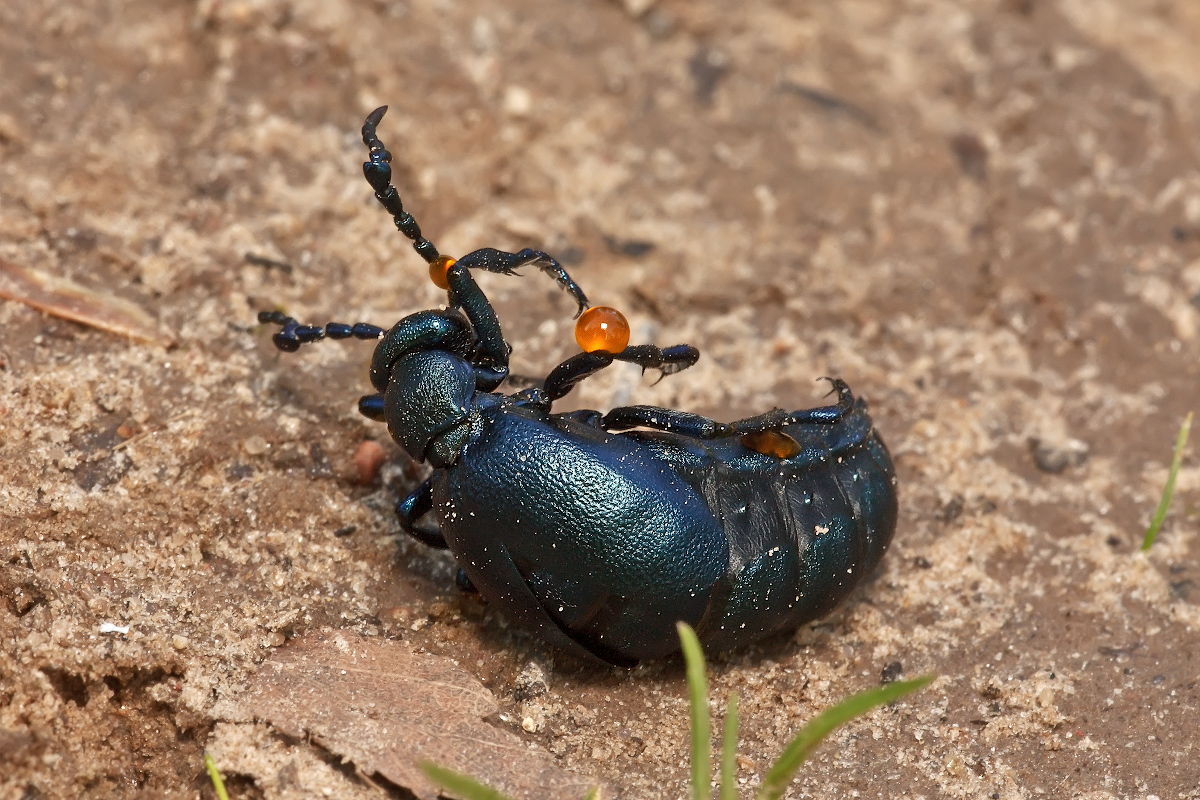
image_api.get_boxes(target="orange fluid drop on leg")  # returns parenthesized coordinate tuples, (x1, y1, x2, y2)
(575, 306, 630, 353)
(429, 255, 456, 289)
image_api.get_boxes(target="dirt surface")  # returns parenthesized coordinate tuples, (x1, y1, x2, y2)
(3, 0, 1200, 798)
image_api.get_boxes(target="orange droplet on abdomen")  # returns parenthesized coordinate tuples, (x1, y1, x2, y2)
(575, 306, 631, 353)
(429, 255, 456, 289)
(741, 429, 801, 459)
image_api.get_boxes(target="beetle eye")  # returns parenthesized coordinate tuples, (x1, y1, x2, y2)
(575, 306, 630, 353)
(741, 429, 802, 459)
(429, 255, 456, 289)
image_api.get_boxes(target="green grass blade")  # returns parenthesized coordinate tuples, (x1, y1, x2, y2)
(204, 753, 231, 800)
(718, 691, 739, 800)
(754, 675, 934, 800)
(677, 622, 711, 800)
(1143, 411, 1192, 551)
(418, 761, 518, 800)
(584, 787, 602, 800)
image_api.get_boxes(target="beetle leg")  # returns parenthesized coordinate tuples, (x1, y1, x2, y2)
(543, 351, 615, 401)
(456, 247, 589, 318)
(617, 343, 700, 379)
(395, 478, 448, 549)
(455, 568, 478, 594)
(542, 343, 700, 403)
(358, 393, 385, 421)
(555, 409, 605, 427)
(732, 378, 856, 432)
(601, 405, 734, 438)
(443, 262, 511, 391)
(257, 310, 384, 353)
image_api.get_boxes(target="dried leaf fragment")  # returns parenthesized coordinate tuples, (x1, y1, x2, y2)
(234, 631, 598, 800)
(0, 256, 174, 346)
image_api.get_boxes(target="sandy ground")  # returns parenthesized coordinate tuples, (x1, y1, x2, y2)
(3, 0, 1200, 798)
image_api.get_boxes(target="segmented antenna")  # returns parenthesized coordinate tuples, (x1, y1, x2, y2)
(361, 106, 440, 264)
(258, 310, 384, 353)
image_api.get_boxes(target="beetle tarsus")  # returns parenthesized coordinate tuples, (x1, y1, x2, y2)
(542, 342, 700, 403)
(456, 247, 590, 317)
(731, 378, 856, 433)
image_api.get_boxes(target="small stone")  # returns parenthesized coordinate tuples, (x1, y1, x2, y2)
(353, 440, 386, 484)
(172, 634, 190, 650)
(514, 660, 549, 701)
(503, 85, 532, 117)
(619, 0, 655, 18)
(1029, 437, 1089, 473)
(881, 661, 903, 683)
(243, 435, 269, 456)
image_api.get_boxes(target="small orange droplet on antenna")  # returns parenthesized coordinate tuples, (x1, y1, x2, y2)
(429, 255, 456, 290)
(575, 306, 630, 353)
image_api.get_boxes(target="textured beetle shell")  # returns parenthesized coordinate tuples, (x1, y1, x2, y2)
(431, 392, 897, 665)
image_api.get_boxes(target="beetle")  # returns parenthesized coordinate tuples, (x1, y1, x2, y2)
(258, 106, 898, 666)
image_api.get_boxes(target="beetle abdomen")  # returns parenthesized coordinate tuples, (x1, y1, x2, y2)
(434, 396, 731, 663)
(699, 402, 897, 651)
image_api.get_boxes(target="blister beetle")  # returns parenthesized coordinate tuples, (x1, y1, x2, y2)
(259, 106, 898, 666)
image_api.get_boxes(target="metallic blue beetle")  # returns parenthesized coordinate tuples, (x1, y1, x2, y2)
(260, 107, 898, 666)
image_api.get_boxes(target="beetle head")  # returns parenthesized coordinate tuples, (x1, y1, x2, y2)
(383, 349, 476, 467)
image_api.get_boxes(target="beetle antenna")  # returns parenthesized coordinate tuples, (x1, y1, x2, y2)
(257, 310, 383, 353)
(362, 106, 440, 264)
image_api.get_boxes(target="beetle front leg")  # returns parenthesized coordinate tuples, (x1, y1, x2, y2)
(444, 262, 510, 391)
(396, 478, 448, 549)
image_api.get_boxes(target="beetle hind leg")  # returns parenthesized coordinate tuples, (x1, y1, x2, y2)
(601, 405, 733, 438)
(541, 343, 700, 403)
(396, 478, 447, 549)
(732, 378, 856, 432)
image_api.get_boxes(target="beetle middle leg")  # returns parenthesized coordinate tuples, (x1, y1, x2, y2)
(395, 478, 448, 549)
(542, 343, 700, 402)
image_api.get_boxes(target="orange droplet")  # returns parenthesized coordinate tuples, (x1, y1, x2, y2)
(429, 255, 456, 290)
(575, 306, 630, 353)
(741, 429, 801, 459)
